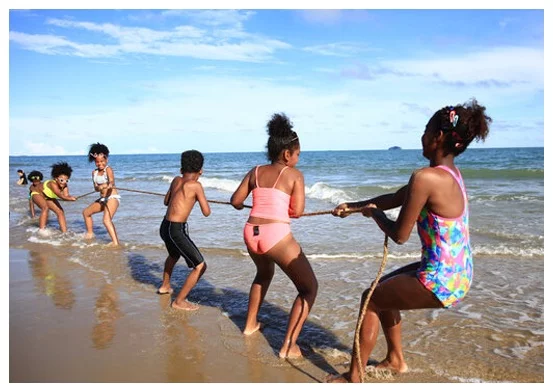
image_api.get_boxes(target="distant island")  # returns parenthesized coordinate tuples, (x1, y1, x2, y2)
(388, 146, 402, 150)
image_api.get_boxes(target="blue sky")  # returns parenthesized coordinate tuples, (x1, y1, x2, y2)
(7, 5, 545, 156)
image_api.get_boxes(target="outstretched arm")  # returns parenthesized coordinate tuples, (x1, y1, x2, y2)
(164, 178, 175, 206)
(288, 170, 305, 218)
(333, 185, 408, 218)
(195, 183, 211, 217)
(49, 181, 77, 201)
(230, 168, 254, 210)
(106, 166, 116, 189)
(364, 170, 430, 244)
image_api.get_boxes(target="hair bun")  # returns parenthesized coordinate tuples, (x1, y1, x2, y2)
(267, 113, 294, 138)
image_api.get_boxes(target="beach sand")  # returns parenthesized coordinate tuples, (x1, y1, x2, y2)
(9, 246, 463, 384)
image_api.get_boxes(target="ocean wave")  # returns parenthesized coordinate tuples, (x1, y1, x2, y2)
(472, 245, 543, 257)
(469, 193, 543, 202)
(200, 177, 241, 193)
(305, 182, 351, 204)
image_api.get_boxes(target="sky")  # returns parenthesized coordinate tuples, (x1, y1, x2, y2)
(6, 3, 546, 156)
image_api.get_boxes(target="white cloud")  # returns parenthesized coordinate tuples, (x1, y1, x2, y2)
(10, 13, 292, 62)
(11, 71, 527, 156)
(385, 46, 544, 87)
(298, 10, 373, 25)
(303, 42, 380, 57)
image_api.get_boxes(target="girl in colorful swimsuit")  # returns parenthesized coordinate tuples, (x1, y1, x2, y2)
(40, 162, 77, 233)
(27, 170, 44, 219)
(82, 143, 120, 246)
(326, 99, 492, 383)
(231, 113, 318, 359)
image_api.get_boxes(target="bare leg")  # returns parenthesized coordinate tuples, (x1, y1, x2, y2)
(158, 254, 178, 294)
(377, 309, 408, 373)
(102, 198, 120, 245)
(243, 250, 275, 335)
(83, 202, 102, 239)
(172, 262, 207, 311)
(347, 298, 380, 383)
(32, 194, 49, 229)
(328, 270, 442, 383)
(46, 199, 66, 233)
(266, 234, 318, 359)
(29, 199, 35, 218)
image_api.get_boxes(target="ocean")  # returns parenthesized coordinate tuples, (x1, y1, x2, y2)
(8, 148, 544, 382)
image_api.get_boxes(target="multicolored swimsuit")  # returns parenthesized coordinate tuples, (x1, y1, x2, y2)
(416, 165, 472, 308)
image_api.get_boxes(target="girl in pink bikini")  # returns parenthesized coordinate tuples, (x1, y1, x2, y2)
(231, 113, 318, 359)
(327, 99, 492, 382)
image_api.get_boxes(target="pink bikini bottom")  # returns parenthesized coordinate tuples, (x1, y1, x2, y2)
(243, 222, 291, 255)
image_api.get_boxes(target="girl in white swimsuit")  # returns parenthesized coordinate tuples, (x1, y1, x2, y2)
(82, 143, 120, 246)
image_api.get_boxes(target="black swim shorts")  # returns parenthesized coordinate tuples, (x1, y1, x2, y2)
(159, 218, 204, 268)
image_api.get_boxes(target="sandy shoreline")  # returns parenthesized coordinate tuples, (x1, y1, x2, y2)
(9, 246, 465, 384)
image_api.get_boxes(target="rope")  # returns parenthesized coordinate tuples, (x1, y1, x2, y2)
(115, 187, 165, 197)
(299, 206, 364, 217)
(114, 186, 252, 208)
(353, 235, 389, 383)
(75, 190, 97, 200)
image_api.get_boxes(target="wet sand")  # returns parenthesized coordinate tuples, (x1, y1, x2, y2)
(9, 247, 462, 384)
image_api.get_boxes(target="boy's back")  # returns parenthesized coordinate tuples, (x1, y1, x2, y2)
(164, 172, 210, 223)
(158, 149, 210, 308)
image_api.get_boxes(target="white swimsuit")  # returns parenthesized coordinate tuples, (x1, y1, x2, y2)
(94, 166, 121, 204)
(94, 167, 109, 185)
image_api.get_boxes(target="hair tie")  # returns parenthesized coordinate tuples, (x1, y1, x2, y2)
(449, 109, 459, 128)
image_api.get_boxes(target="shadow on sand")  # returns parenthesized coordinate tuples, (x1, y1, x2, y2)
(126, 252, 351, 382)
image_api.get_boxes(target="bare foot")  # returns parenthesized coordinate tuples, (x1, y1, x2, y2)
(106, 242, 120, 248)
(324, 373, 350, 383)
(279, 343, 302, 359)
(243, 322, 264, 336)
(84, 232, 95, 240)
(171, 300, 199, 311)
(376, 359, 409, 374)
(157, 287, 174, 295)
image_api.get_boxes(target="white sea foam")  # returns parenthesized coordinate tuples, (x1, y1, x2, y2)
(200, 177, 241, 193)
(305, 182, 350, 204)
(472, 244, 543, 257)
(68, 256, 112, 283)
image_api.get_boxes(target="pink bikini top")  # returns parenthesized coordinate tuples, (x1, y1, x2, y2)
(249, 165, 291, 223)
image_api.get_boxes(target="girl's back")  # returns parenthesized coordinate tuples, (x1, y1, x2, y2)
(254, 164, 300, 195)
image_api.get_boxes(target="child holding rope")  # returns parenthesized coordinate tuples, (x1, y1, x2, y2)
(326, 99, 492, 382)
(82, 143, 120, 246)
(231, 113, 318, 359)
(158, 150, 211, 311)
(39, 162, 77, 233)
(28, 170, 44, 218)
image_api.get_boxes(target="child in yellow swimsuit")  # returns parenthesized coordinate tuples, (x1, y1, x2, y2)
(39, 162, 77, 233)
(28, 170, 44, 218)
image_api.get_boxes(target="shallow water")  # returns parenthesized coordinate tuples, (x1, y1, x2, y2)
(9, 148, 544, 382)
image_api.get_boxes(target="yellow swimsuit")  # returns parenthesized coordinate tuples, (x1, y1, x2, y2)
(42, 180, 59, 199)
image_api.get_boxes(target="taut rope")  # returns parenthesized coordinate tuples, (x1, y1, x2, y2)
(114, 186, 252, 208)
(75, 190, 97, 200)
(353, 235, 389, 383)
(110, 187, 372, 218)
